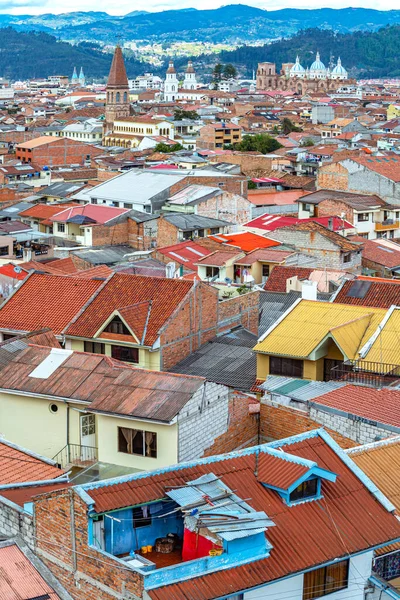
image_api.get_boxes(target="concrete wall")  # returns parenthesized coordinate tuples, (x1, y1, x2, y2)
(177, 382, 230, 462)
(0, 496, 34, 548)
(309, 405, 394, 444)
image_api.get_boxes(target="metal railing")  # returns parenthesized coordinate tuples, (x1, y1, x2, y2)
(330, 359, 400, 388)
(52, 444, 97, 469)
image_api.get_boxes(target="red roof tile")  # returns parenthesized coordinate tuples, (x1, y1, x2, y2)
(83, 432, 400, 600)
(196, 250, 241, 267)
(334, 278, 400, 308)
(50, 204, 128, 225)
(263, 265, 314, 292)
(0, 440, 64, 485)
(0, 272, 103, 335)
(0, 543, 62, 599)
(64, 273, 194, 346)
(235, 249, 293, 265)
(314, 385, 400, 429)
(46, 256, 77, 274)
(350, 237, 400, 269)
(157, 241, 211, 272)
(18, 203, 77, 220)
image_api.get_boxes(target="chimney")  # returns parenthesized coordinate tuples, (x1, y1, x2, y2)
(301, 280, 318, 301)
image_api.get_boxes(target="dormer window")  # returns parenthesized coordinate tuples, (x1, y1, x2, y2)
(104, 316, 130, 336)
(289, 478, 318, 502)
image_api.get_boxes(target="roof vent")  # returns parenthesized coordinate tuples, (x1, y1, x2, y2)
(29, 348, 72, 379)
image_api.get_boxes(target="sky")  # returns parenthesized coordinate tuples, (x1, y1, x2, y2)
(1, 0, 400, 15)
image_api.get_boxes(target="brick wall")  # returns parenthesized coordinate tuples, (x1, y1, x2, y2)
(35, 488, 144, 600)
(128, 218, 158, 250)
(0, 497, 34, 548)
(91, 221, 129, 246)
(169, 174, 248, 199)
(260, 400, 356, 449)
(202, 392, 259, 457)
(316, 199, 355, 224)
(209, 153, 273, 177)
(317, 162, 350, 192)
(70, 254, 92, 270)
(159, 286, 259, 370)
(195, 190, 252, 226)
(156, 216, 180, 248)
(17, 138, 103, 168)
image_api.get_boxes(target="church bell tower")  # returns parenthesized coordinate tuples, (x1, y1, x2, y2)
(104, 45, 130, 136)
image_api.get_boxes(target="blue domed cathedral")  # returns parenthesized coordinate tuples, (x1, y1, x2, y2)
(256, 53, 355, 94)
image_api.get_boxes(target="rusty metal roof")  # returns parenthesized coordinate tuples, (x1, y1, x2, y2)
(0, 345, 205, 422)
(79, 431, 400, 600)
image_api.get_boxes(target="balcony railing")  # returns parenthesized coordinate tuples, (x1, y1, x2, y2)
(52, 443, 97, 469)
(375, 221, 400, 231)
(330, 359, 400, 388)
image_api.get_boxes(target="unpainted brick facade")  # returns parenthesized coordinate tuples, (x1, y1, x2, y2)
(16, 138, 103, 168)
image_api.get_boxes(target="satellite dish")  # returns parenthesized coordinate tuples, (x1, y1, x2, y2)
(13, 266, 22, 274)
(225, 277, 232, 287)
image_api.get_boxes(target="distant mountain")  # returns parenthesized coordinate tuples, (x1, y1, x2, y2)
(4, 5, 400, 44)
(0, 29, 146, 80)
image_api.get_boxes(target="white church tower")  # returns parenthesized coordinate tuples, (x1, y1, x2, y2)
(164, 61, 179, 102)
(183, 60, 197, 90)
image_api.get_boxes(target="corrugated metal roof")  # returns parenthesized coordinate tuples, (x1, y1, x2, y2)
(260, 376, 347, 401)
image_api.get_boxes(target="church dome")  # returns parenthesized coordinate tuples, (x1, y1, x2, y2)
(310, 52, 326, 71)
(290, 56, 305, 74)
(331, 57, 348, 78)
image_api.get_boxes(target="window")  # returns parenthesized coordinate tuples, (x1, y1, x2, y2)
(104, 316, 130, 335)
(111, 345, 139, 364)
(290, 478, 318, 502)
(132, 506, 152, 528)
(84, 341, 105, 354)
(262, 264, 270, 277)
(303, 560, 349, 600)
(270, 356, 303, 378)
(206, 266, 220, 279)
(357, 213, 369, 222)
(0, 246, 8, 256)
(343, 252, 351, 263)
(118, 427, 157, 458)
(210, 228, 220, 235)
(57, 223, 65, 233)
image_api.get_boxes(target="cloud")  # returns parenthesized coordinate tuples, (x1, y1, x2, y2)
(1, 0, 400, 15)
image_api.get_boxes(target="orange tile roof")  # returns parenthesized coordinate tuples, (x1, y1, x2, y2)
(209, 232, 280, 253)
(18, 203, 77, 220)
(16, 135, 59, 149)
(64, 273, 194, 346)
(0, 272, 104, 335)
(46, 256, 77, 274)
(0, 439, 64, 485)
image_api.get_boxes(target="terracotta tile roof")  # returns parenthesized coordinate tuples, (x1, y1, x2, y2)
(64, 273, 194, 346)
(196, 250, 241, 267)
(156, 241, 211, 272)
(68, 265, 112, 280)
(0, 272, 104, 335)
(18, 203, 77, 220)
(106, 45, 129, 88)
(46, 256, 77, 274)
(50, 204, 129, 225)
(0, 439, 64, 485)
(350, 236, 400, 269)
(81, 431, 400, 600)
(208, 232, 280, 252)
(277, 221, 360, 252)
(0, 543, 62, 599)
(334, 278, 400, 308)
(264, 265, 313, 291)
(247, 189, 308, 206)
(0, 345, 205, 423)
(314, 385, 400, 429)
(235, 249, 293, 265)
(347, 156, 400, 183)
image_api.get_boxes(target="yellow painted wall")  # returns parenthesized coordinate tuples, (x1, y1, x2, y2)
(387, 105, 400, 120)
(0, 392, 85, 459)
(256, 353, 270, 380)
(96, 415, 178, 469)
(65, 338, 161, 370)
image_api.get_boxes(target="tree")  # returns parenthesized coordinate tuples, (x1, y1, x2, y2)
(301, 138, 315, 147)
(223, 63, 237, 79)
(248, 180, 257, 189)
(234, 134, 282, 154)
(212, 63, 223, 89)
(173, 108, 199, 121)
(154, 142, 184, 153)
(281, 117, 302, 135)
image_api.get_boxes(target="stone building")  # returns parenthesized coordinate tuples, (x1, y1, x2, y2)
(257, 54, 355, 95)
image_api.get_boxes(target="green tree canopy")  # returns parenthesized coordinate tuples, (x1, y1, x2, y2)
(234, 134, 282, 154)
(281, 117, 302, 135)
(154, 142, 184, 153)
(173, 108, 199, 121)
(223, 63, 237, 79)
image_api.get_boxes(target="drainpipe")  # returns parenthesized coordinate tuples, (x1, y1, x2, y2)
(67, 404, 70, 465)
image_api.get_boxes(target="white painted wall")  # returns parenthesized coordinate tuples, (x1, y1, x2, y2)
(244, 552, 373, 600)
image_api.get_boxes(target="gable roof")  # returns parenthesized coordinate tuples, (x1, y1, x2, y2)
(347, 155, 400, 183)
(76, 430, 400, 600)
(0, 273, 104, 336)
(254, 299, 386, 360)
(264, 265, 313, 291)
(273, 221, 360, 252)
(64, 273, 194, 346)
(0, 438, 65, 485)
(334, 278, 400, 308)
(156, 240, 211, 272)
(351, 236, 400, 269)
(50, 203, 129, 225)
(209, 231, 280, 252)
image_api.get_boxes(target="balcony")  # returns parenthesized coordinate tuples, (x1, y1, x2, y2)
(375, 220, 400, 231)
(330, 359, 400, 388)
(53, 443, 97, 469)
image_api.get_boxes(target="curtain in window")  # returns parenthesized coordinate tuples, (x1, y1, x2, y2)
(145, 431, 156, 457)
(303, 567, 326, 600)
(325, 561, 348, 594)
(121, 428, 138, 454)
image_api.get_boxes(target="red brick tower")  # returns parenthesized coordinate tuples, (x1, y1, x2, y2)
(103, 45, 130, 137)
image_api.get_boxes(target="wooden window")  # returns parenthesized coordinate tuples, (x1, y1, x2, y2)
(84, 341, 105, 355)
(118, 427, 157, 458)
(303, 560, 349, 600)
(270, 356, 303, 378)
(289, 478, 318, 502)
(132, 506, 151, 528)
(357, 213, 369, 222)
(205, 266, 220, 279)
(104, 316, 130, 335)
(111, 345, 139, 364)
(262, 264, 270, 277)
(343, 253, 351, 263)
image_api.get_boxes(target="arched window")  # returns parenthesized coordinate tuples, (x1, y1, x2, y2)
(123, 92, 127, 102)
(166, 129, 169, 136)
(116, 92, 120, 103)
(172, 85, 175, 91)
(111, 92, 114, 103)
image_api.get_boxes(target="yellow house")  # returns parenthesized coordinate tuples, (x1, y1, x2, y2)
(387, 104, 400, 120)
(0, 342, 230, 472)
(253, 299, 399, 383)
